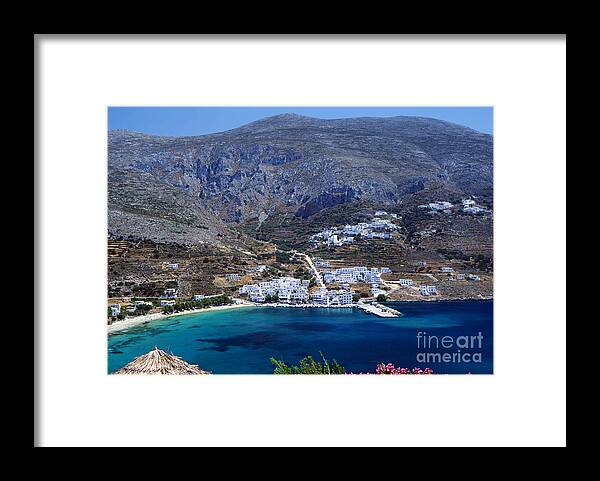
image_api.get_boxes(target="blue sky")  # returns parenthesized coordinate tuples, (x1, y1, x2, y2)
(108, 106, 493, 136)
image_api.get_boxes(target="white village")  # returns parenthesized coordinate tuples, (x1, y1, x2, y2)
(309, 211, 399, 247)
(233, 247, 482, 318)
(418, 198, 490, 215)
(108, 202, 488, 324)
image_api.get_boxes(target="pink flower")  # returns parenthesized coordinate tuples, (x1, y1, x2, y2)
(374, 363, 434, 375)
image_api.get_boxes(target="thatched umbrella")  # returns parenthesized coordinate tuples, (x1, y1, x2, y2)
(114, 347, 211, 375)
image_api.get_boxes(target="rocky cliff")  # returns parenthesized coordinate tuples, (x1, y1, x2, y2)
(108, 114, 492, 244)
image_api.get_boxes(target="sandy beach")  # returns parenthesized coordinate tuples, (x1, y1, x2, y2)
(107, 303, 256, 334)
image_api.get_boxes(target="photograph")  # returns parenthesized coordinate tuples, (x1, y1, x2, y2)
(35, 34, 566, 447)
(107, 107, 494, 375)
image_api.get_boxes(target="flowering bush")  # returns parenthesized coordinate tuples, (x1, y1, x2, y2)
(270, 354, 433, 375)
(375, 363, 433, 375)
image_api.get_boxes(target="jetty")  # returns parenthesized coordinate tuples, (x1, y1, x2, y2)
(357, 302, 401, 318)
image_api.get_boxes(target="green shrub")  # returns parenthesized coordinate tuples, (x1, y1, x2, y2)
(271, 352, 345, 374)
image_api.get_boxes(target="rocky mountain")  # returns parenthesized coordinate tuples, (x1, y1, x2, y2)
(108, 114, 492, 245)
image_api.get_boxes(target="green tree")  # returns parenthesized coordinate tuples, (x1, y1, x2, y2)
(376, 294, 387, 302)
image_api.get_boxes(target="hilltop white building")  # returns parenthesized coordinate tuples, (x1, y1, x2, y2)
(367, 231, 390, 239)
(419, 201, 453, 211)
(463, 206, 488, 214)
(399, 279, 414, 288)
(310, 215, 398, 247)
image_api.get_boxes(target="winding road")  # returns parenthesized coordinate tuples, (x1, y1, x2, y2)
(292, 250, 325, 288)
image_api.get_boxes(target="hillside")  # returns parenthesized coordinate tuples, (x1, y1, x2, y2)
(108, 114, 492, 225)
(107, 114, 493, 299)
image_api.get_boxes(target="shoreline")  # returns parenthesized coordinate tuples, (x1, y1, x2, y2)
(385, 296, 493, 303)
(107, 297, 493, 334)
(107, 303, 255, 334)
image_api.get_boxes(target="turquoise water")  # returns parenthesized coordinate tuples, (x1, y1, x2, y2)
(108, 300, 493, 374)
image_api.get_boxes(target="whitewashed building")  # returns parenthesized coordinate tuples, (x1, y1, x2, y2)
(323, 272, 336, 283)
(420, 285, 438, 296)
(322, 266, 383, 285)
(240, 276, 309, 304)
(418, 201, 453, 211)
(310, 215, 398, 247)
(463, 206, 488, 214)
(163, 288, 177, 299)
(311, 288, 354, 306)
(250, 293, 265, 303)
(313, 258, 331, 268)
(371, 287, 386, 297)
(109, 304, 121, 316)
(160, 299, 176, 307)
(399, 279, 414, 287)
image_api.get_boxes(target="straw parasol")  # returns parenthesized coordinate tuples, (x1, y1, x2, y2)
(114, 347, 211, 375)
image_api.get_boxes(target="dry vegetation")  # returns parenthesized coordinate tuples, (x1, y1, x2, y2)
(113, 347, 210, 375)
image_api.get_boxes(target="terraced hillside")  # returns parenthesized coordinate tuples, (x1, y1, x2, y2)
(108, 114, 493, 300)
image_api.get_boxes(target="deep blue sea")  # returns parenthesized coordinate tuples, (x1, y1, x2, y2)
(108, 300, 493, 374)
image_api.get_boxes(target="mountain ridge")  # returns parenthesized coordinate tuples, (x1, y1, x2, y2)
(108, 114, 492, 245)
(108, 113, 492, 139)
